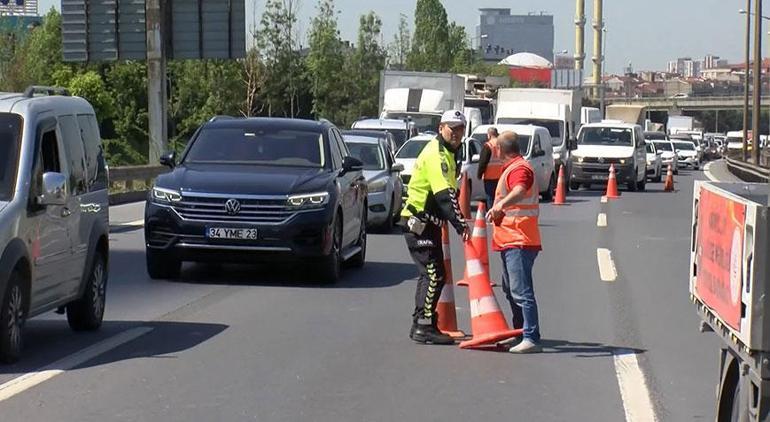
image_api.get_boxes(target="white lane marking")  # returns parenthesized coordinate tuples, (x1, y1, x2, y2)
(125, 219, 145, 227)
(601, 196, 608, 204)
(703, 161, 718, 182)
(614, 349, 658, 422)
(597, 248, 617, 282)
(597, 213, 607, 227)
(0, 327, 153, 402)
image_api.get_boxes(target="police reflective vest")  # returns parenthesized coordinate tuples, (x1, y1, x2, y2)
(492, 158, 542, 248)
(401, 137, 458, 221)
(484, 138, 504, 180)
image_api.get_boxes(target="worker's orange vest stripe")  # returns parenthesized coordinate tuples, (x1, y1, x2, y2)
(492, 159, 542, 248)
(484, 138, 504, 180)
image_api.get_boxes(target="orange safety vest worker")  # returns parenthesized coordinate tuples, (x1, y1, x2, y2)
(484, 137, 504, 180)
(492, 158, 542, 249)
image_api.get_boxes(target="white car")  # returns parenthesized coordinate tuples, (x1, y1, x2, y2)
(651, 139, 679, 175)
(570, 122, 648, 191)
(673, 140, 700, 170)
(351, 118, 416, 151)
(471, 124, 557, 201)
(395, 134, 485, 200)
(645, 141, 663, 182)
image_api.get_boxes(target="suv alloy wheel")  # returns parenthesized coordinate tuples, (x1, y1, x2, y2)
(0, 271, 25, 363)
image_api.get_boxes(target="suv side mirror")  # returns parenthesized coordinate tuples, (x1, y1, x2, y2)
(342, 156, 363, 173)
(568, 137, 578, 151)
(160, 152, 176, 169)
(38, 172, 67, 206)
(391, 163, 405, 173)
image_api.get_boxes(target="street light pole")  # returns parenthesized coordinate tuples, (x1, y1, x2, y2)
(600, 26, 607, 117)
(752, 0, 763, 165)
(744, 0, 752, 161)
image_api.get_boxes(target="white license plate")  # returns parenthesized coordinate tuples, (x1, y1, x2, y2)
(591, 175, 608, 180)
(207, 227, 258, 240)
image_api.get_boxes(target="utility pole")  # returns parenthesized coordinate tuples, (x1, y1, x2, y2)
(744, 0, 752, 162)
(146, 0, 168, 164)
(753, 0, 763, 165)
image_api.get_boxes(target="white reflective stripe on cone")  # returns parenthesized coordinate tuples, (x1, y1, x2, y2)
(503, 209, 540, 218)
(470, 296, 501, 318)
(438, 285, 455, 303)
(466, 259, 484, 277)
(472, 226, 486, 238)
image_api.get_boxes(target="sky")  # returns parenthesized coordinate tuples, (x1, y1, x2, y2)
(38, 0, 754, 74)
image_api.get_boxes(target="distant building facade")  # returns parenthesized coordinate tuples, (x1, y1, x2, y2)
(476, 8, 554, 64)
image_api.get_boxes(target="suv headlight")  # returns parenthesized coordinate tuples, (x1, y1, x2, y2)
(368, 178, 388, 193)
(287, 192, 329, 209)
(152, 187, 182, 203)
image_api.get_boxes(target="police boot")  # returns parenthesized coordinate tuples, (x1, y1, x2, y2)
(410, 317, 454, 345)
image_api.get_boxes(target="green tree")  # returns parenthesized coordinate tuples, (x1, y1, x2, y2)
(347, 12, 386, 123)
(67, 71, 115, 125)
(406, 0, 450, 72)
(256, 0, 307, 117)
(448, 22, 472, 72)
(305, 0, 346, 123)
(105, 61, 149, 162)
(387, 14, 411, 70)
(2, 9, 68, 90)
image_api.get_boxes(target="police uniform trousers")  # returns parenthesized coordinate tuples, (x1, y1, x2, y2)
(403, 222, 446, 321)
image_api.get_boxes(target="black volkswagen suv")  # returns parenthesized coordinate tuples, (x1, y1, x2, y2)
(144, 117, 368, 283)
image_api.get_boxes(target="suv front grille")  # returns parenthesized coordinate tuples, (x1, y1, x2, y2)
(171, 194, 296, 224)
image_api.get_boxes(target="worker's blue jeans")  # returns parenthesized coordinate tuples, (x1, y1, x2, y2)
(500, 248, 541, 343)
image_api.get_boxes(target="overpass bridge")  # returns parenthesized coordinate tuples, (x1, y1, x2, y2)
(604, 96, 770, 112)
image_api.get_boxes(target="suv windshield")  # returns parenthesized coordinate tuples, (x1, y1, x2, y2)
(383, 113, 441, 133)
(674, 142, 695, 151)
(396, 139, 429, 159)
(346, 142, 384, 170)
(496, 118, 563, 146)
(0, 113, 23, 201)
(184, 127, 325, 168)
(645, 143, 654, 153)
(579, 127, 634, 146)
(385, 130, 409, 148)
(654, 141, 673, 152)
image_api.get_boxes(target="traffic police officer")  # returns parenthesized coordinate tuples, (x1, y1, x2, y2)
(401, 110, 470, 345)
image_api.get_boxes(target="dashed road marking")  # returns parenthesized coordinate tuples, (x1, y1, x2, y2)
(597, 213, 607, 227)
(614, 348, 658, 422)
(601, 196, 608, 204)
(0, 326, 153, 402)
(125, 219, 144, 227)
(597, 248, 617, 282)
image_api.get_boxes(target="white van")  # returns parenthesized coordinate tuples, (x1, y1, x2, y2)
(570, 122, 648, 191)
(471, 124, 557, 200)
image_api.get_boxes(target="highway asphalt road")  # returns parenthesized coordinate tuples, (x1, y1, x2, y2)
(0, 167, 724, 421)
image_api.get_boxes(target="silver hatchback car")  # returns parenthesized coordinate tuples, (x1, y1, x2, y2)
(0, 86, 109, 363)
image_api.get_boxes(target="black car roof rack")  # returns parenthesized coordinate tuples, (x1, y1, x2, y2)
(23, 86, 71, 98)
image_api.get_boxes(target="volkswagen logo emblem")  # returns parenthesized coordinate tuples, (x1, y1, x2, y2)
(224, 199, 241, 215)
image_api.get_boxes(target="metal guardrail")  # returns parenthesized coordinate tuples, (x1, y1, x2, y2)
(108, 165, 169, 205)
(726, 157, 770, 183)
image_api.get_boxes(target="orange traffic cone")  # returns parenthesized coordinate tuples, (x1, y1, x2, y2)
(663, 164, 675, 192)
(458, 172, 472, 220)
(605, 164, 620, 199)
(457, 202, 495, 287)
(437, 225, 466, 338)
(553, 166, 567, 205)
(459, 242, 522, 349)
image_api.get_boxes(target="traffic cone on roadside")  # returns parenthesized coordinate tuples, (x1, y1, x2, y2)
(605, 164, 621, 199)
(458, 171, 472, 221)
(553, 166, 567, 205)
(437, 225, 466, 338)
(458, 242, 522, 350)
(664, 164, 675, 192)
(457, 202, 495, 287)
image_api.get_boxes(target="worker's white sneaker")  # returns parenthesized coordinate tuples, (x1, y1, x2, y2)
(508, 339, 542, 354)
(496, 336, 521, 348)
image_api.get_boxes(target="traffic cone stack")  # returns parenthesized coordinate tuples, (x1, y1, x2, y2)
(458, 242, 522, 349)
(663, 164, 675, 192)
(553, 166, 567, 205)
(457, 202, 495, 287)
(605, 164, 621, 199)
(436, 225, 466, 338)
(458, 171, 472, 221)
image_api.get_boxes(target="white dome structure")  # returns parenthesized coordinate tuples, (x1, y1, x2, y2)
(498, 52, 553, 69)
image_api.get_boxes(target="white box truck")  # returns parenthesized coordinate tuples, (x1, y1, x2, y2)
(494, 88, 582, 181)
(379, 71, 465, 134)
